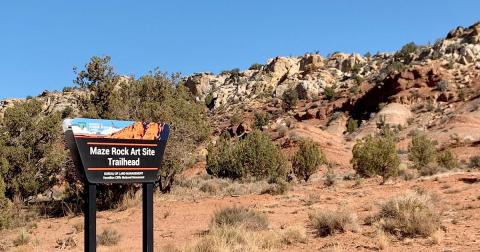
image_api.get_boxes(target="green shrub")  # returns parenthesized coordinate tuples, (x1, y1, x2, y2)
(352, 74, 364, 84)
(470, 155, 480, 168)
(230, 113, 242, 125)
(13, 229, 29, 246)
(388, 61, 406, 73)
(72, 57, 210, 200)
(211, 206, 268, 231)
(248, 63, 263, 71)
(0, 99, 66, 200)
(409, 132, 437, 169)
(220, 68, 240, 76)
(351, 129, 400, 182)
(282, 88, 298, 111)
(206, 136, 242, 179)
(254, 112, 271, 130)
(204, 93, 214, 108)
(347, 118, 358, 133)
(207, 130, 289, 181)
(61, 106, 74, 119)
(436, 149, 458, 170)
(324, 169, 336, 187)
(0, 167, 12, 230)
(324, 85, 337, 101)
(349, 85, 360, 95)
(292, 140, 326, 181)
(62, 86, 74, 93)
(0, 198, 12, 230)
(459, 88, 466, 101)
(395, 42, 418, 61)
(436, 80, 449, 92)
(74, 56, 118, 119)
(378, 191, 440, 237)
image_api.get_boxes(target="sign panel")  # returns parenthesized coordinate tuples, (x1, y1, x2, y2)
(63, 118, 169, 184)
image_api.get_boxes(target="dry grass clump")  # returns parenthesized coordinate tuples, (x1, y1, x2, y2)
(309, 208, 358, 237)
(430, 230, 443, 245)
(97, 228, 121, 246)
(72, 222, 84, 233)
(55, 236, 77, 249)
(199, 179, 229, 194)
(116, 191, 141, 211)
(323, 170, 336, 187)
(174, 175, 279, 197)
(161, 243, 181, 252)
(186, 207, 277, 252)
(211, 206, 269, 231)
(378, 191, 440, 237)
(187, 225, 280, 252)
(280, 227, 307, 245)
(375, 230, 389, 250)
(13, 229, 29, 247)
(399, 167, 417, 181)
(260, 180, 291, 195)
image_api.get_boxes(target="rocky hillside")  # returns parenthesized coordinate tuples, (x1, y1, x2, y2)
(2, 22, 480, 166)
(182, 22, 480, 167)
(185, 22, 480, 109)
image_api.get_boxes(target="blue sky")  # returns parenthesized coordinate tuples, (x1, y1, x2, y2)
(0, 1, 478, 99)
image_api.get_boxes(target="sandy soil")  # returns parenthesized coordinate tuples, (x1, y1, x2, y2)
(2, 171, 480, 252)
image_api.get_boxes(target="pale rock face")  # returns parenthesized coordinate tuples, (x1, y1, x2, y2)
(459, 44, 480, 64)
(265, 56, 301, 87)
(296, 80, 319, 100)
(326, 112, 348, 136)
(300, 54, 324, 72)
(173, 22, 479, 110)
(274, 83, 292, 97)
(328, 53, 365, 72)
(184, 73, 214, 97)
(375, 103, 412, 126)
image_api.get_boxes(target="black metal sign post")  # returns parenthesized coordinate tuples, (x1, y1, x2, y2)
(85, 183, 96, 252)
(143, 183, 154, 252)
(64, 118, 169, 252)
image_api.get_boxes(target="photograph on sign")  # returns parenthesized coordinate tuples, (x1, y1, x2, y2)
(64, 118, 169, 184)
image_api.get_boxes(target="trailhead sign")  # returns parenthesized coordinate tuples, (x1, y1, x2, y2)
(63, 118, 169, 184)
(64, 118, 169, 252)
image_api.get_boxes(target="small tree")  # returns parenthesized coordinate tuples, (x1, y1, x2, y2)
(324, 85, 338, 101)
(409, 132, 437, 169)
(469, 156, 480, 168)
(0, 99, 66, 199)
(254, 112, 271, 130)
(436, 80, 449, 92)
(230, 113, 242, 126)
(351, 129, 400, 182)
(436, 149, 458, 170)
(282, 88, 298, 111)
(395, 42, 418, 62)
(292, 140, 327, 181)
(248, 63, 263, 71)
(347, 118, 358, 133)
(388, 61, 406, 73)
(207, 130, 289, 181)
(239, 131, 290, 180)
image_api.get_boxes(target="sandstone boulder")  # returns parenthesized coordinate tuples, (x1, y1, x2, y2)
(300, 54, 323, 72)
(375, 103, 412, 126)
(184, 73, 213, 97)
